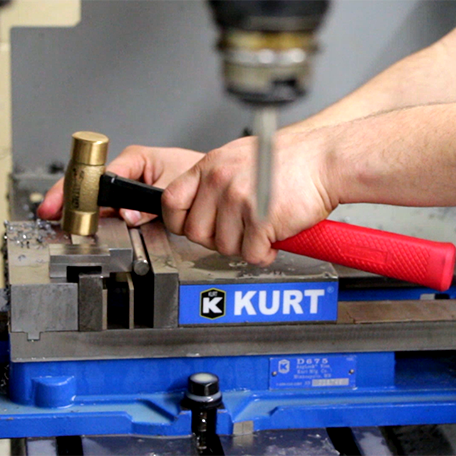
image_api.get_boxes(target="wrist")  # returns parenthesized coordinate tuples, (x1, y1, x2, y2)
(275, 128, 341, 222)
(313, 119, 376, 208)
(300, 126, 345, 213)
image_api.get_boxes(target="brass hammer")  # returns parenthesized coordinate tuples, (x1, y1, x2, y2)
(62, 131, 163, 236)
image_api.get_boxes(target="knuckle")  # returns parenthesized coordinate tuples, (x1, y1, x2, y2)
(207, 165, 231, 188)
(161, 187, 179, 210)
(216, 238, 238, 257)
(183, 221, 205, 245)
(202, 149, 233, 188)
(242, 249, 263, 266)
(225, 184, 246, 206)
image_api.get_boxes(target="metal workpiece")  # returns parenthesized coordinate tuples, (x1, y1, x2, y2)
(49, 244, 112, 279)
(141, 221, 179, 328)
(78, 273, 107, 332)
(167, 229, 337, 284)
(97, 218, 133, 273)
(129, 228, 150, 276)
(62, 132, 109, 236)
(71, 234, 94, 245)
(6, 218, 132, 279)
(50, 219, 133, 279)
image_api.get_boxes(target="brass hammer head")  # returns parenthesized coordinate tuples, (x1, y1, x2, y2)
(61, 131, 109, 236)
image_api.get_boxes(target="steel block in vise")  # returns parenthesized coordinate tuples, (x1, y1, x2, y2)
(6, 218, 134, 340)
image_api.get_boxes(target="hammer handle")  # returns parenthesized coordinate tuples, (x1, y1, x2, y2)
(98, 172, 163, 217)
(98, 173, 456, 290)
(272, 220, 456, 292)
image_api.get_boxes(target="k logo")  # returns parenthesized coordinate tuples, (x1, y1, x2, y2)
(278, 359, 291, 374)
(200, 288, 226, 319)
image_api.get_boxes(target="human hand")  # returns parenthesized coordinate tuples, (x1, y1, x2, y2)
(37, 146, 204, 226)
(161, 131, 339, 266)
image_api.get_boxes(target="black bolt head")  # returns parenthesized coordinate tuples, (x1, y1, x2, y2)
(188, 372, 220, 398)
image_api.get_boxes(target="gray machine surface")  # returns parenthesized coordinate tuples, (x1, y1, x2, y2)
(9, 1, 456, 245)
(27, 430, 342, 456)
(11, 1, 456, 169)
(23, 425, 456, 455)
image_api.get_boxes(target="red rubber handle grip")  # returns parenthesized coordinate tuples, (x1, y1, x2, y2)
(272, 220, 456, 292)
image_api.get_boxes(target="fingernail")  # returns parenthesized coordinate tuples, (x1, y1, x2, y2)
(123, 210, 141, 226)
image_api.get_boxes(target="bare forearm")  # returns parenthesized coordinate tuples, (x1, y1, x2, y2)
(324, 103, 456, 208)
(285, 28, 456, 133)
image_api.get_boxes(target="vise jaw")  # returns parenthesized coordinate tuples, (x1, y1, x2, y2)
(5, 218, 133, 340)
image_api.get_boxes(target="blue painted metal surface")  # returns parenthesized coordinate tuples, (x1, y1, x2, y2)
(1, 351, 456, 438)
(179, 282, 338, 324)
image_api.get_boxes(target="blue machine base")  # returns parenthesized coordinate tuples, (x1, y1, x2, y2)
(1, 351, 456, 438)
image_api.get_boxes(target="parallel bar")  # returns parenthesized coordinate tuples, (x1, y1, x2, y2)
(129, 228, 149, 276)
(127, 273, 135, 330)
(141, 222, 179, 328)
(78, 273, 106, 332)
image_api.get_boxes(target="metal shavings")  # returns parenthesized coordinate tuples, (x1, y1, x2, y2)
(5, 219, 56, 249)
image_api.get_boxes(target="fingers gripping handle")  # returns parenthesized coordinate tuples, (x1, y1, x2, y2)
(272, 220, 456, 292)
